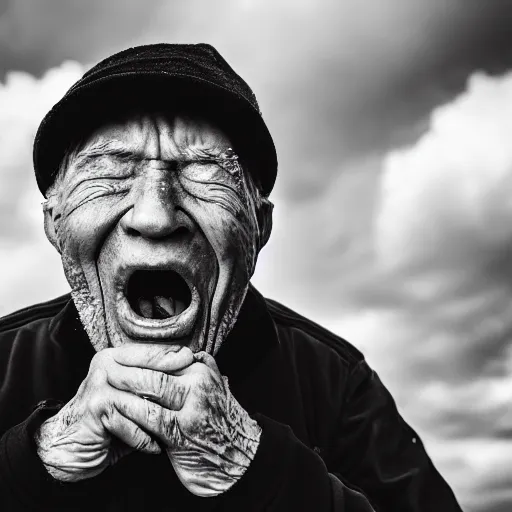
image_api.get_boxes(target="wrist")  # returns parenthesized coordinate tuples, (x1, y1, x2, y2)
(227, 400, 262, 468)
(35, 413, 71, 482)
(167, 381, 262, 498)
(34, 404, 104, 483)
(205, 388, 262, 494)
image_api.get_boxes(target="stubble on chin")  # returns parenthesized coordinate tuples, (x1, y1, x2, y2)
(208, 284, 249, 356)
(61, 252, 113, 352)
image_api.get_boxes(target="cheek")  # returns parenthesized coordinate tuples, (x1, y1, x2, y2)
(57, 194, 128, 265)
(180, 185, 259, 276)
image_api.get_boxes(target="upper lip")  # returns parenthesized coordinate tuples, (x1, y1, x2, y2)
(115, 258, 196, 299)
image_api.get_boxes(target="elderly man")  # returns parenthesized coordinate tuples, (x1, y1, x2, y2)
(0, 44, 461, 511)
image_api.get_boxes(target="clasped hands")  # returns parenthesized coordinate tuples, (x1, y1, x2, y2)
(35, 345, 262, 497)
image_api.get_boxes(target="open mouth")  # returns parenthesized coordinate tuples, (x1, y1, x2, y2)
(113, 264, 201, 342)
(125, 269, 192, 320)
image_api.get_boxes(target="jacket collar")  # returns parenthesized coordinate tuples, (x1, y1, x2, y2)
(216, 284, 280, 385)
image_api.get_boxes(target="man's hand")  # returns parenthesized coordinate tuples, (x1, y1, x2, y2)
(34, 345, 261, 496)
(106, 349, 262, 497)
(165, 351, 262, 497)
(34, 344, 193, 482)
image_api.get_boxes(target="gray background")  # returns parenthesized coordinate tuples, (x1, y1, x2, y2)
(1, 1, 511, 510)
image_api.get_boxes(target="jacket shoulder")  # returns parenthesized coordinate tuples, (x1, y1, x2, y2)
(0, 294, 71, 333)
(264, 297, 364, 367)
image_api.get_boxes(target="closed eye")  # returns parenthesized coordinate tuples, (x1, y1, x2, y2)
(64, 182, 130, 217)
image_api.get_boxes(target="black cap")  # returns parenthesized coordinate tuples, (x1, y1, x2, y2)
(33, 43, 277, 197)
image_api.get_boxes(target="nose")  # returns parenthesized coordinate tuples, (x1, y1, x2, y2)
(119, 173, 192, 239)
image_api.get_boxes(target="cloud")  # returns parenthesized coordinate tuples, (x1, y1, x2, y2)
(0, 0, 165, 78)
(378, 72, 512, 273)
(258, 69, 512, 511)
(3, 0, 512, 202)
(344, 72, 512, 511)
(0, 62, 83, 313)
(138, 0, 512, 202)
(0, 61, 84, 235)
(1, 14, 512, 508)
(368, 73, 512, 510)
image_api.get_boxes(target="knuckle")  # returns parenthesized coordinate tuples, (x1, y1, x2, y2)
(171, 380, 189, 408)
(191, 360, 207, 374)
(161, 409, 176, 438)
(142, 398, 155, 419)
(99, 404, 116, 429)
(193, 350, 210, 364)
(87, 392, 107, 415)
(178, 346, 195, 365)
(102, 399, 117, 422)
(87, 367, 107, 388)
(145, 402, 162, 431)
(135, 435, 151, 452)
(90, 348, 113, 368)
(152, 371, 168, 396)
(144, 401, 170, 434)
(162, 346, 193, 366)
(189, 364, 210, 385)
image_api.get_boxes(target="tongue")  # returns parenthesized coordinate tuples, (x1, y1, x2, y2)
(137, 296, 186, 319)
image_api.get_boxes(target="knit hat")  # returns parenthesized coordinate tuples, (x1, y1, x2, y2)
(33, 43, 277, 197)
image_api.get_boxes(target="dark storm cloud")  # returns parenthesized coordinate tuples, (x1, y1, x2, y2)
(372, 0, 512, 146)
(0, 0, 167, 78)
(274, 0, 512, 198)
(1, 2, 512, 509)
(2, 0, 512, 201)
(187, 0, 512, 200)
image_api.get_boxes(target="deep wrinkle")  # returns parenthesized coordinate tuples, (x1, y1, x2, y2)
(96, 258, 111, 347)
(63, 151, 243, 219)
(45, 113, 269, 354)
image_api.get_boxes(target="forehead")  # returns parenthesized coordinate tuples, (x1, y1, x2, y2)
(77, 112, 233, 161)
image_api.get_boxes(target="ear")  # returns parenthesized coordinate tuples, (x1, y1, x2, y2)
(43, 199, 62, 254)
(256, 197, 273, 250)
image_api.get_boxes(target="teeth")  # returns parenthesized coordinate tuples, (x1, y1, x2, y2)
(135, 295, 187, 319)
(175, 299, 186, 315)
(155, 296, 175, 317)
(139, 298, 153, 319)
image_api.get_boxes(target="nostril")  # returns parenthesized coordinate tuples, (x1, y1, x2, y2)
(120, 202, 194, 240)
(123, 223, 189, 239)
(172, 226, 189, 238)
(125, 226, 141, 237)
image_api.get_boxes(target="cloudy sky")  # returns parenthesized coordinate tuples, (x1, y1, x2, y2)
(1, 1, 512, 509)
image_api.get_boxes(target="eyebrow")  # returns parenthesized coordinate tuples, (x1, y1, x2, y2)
(72, 141, 136, 168)
(72, 141, 238, 169)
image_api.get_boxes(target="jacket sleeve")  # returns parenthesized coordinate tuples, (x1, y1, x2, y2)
(331, 359, 463, 512)
(0, 407, 95, 511)
(219, 413, 377, 511)
(219, 359, 463, 512)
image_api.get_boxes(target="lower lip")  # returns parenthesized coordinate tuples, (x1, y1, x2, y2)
(115, 287, 200, 341)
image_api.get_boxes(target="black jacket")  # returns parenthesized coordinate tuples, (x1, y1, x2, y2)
(0, 286, 462, 511)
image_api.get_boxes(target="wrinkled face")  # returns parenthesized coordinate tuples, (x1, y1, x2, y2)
(43, 112, 272, 354)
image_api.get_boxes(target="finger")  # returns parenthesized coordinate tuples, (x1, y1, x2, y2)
(100, 402, 161, 455)
(111, 344, 194, 373)
(110, 389, 177, 447)
(192, 351, 220, 373)
(106, 365, 187, 410)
